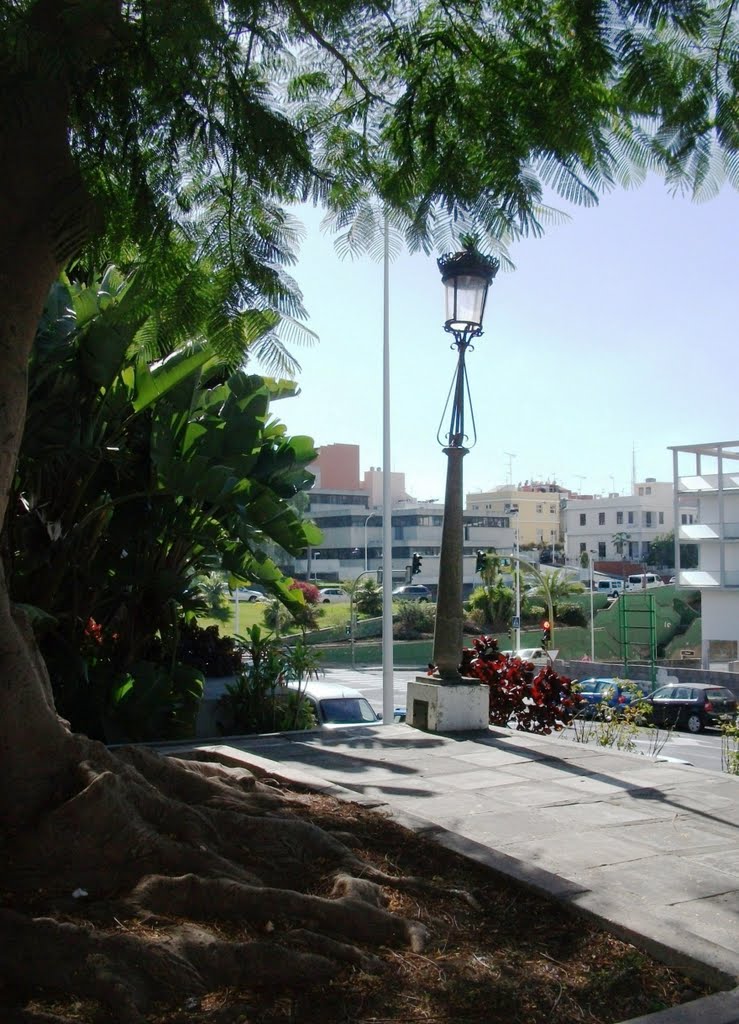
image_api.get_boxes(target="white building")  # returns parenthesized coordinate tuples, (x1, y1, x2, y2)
(564, 479, 674, 563)
(292, 491, 515, 591)
(671, 440, 739, 669)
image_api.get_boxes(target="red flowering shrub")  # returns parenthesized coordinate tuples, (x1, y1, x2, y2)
(289, 580, 320, 605)
(459, 636, 584, 734)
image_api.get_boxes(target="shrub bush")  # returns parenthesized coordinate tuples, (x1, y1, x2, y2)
(557, 602, 587, 627)
(394, 601, 436, 639)
(456, 636, 583, 733)
(355, 579, 382, 616)
(176, 620, 242, 676)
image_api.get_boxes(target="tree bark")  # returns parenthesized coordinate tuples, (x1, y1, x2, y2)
(0, 24, 97, 827)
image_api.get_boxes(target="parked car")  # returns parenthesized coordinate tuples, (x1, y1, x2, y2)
(282, 680, 380, 728)
(392, 584, 432, 602)
(231, 588, 265, 602)
(318, 587, 349, 604)
(642, 683, 737, 733)
(575, 677, 649, 716)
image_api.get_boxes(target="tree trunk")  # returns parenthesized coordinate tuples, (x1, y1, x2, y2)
(0, 52, 95, 827)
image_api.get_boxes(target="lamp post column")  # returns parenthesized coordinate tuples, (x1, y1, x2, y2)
(432, 444, 467, 679)
(406, 242, 499, 733)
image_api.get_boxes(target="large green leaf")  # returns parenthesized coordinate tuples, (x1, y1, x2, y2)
(131, 342, 215, 412)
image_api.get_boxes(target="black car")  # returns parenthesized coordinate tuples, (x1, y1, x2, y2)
(644, 683, 737, 734)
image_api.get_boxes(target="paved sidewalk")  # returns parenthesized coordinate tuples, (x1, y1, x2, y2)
(179, 719, 739, 1023)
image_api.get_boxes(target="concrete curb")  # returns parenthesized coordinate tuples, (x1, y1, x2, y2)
(181, 742, 739, 1024)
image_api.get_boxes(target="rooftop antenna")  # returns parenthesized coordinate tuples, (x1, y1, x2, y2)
(574, 474, 586, 494)
(504, 451, 516, 487)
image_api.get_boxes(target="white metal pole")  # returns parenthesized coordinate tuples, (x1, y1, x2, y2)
(589, 552, 595, 661)
(364, 512, 374, 572)
(234, 589, 240, 636)
(381, 212, 395, 725)
(514, 516, 521, 651)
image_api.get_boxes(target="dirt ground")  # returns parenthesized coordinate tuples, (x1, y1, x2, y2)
(5, 772, 713, 1024)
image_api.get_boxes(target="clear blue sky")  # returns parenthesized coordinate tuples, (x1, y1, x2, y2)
(277, 176, 737, 502)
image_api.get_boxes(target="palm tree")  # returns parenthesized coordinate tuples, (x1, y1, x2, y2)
(612, 531, 632, 591)
(519, 564, 584, 643)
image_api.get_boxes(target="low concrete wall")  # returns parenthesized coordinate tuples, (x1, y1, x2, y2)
(559, 659, 739, 699)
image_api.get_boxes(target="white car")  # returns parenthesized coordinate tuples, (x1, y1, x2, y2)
(318, 587, 350, 604)
(500, 648, 558, 666)
(281, 680, 380, 728)
(231, 588, 265, 602)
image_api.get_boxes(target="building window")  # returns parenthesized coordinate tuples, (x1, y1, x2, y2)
(549, 504, 556, 514)
(616, 510, 623, 524)
(627, 512, 634, 525)
(579, 542, 586, 553)
(598, 542, 606, 557)
(638, 487, 644, 495)
(536, 503, 543, 513)
(659, 512, 664, 525)
(579, 513, 586, 526)
(645, 511, 653, 527)
(646, 486, 652, 495)
(598, 512, 605, 525)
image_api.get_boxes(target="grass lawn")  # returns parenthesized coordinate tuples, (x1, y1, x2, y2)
(201, 599, 352, 637)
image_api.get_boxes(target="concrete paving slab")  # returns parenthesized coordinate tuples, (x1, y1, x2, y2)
(575, 854, 738, 906)
(614, 818, 739, 854)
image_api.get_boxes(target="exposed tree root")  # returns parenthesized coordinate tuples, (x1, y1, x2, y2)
(0, 737, 446, 1022)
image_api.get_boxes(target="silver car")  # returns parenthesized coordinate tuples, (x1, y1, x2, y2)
(392, 584, 432, 602)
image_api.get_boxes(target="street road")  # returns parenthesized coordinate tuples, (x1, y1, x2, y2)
(322, 667, 727, 774)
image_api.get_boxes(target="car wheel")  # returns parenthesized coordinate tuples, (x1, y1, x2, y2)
(419, 597, 427, 603)
(248, 595, 258, 602)
(686, 712, 704, 734)
(322, 599, 330, 604)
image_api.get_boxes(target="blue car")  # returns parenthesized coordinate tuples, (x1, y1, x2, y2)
(576, 678, 648, 716)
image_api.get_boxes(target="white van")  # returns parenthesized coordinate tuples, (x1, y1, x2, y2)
(626, 573, 664, 591)
(593, 579, 625, 598)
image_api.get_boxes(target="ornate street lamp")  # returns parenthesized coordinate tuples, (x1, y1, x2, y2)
(432, 243, 499, 680)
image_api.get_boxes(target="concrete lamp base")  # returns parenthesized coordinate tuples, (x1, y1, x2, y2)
(406, 677, 489, 733)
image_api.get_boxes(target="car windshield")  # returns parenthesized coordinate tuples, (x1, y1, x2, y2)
(319, 698, 378, 724)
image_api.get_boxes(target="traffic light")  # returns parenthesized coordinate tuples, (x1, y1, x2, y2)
(475, 550, 486, 572)
(541, 620, 551, 648)
(411, 552, 422, 575)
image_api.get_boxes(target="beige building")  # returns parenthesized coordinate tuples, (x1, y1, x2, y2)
(466, 483, 564, 548)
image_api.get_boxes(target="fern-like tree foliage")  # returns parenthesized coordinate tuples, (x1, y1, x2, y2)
(0, 1, 737, 1018)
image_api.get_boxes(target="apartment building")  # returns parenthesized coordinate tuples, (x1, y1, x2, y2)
(466, 482, 564, 548)
(671, 440, 739, 668)
(563, 479, 674, 563)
